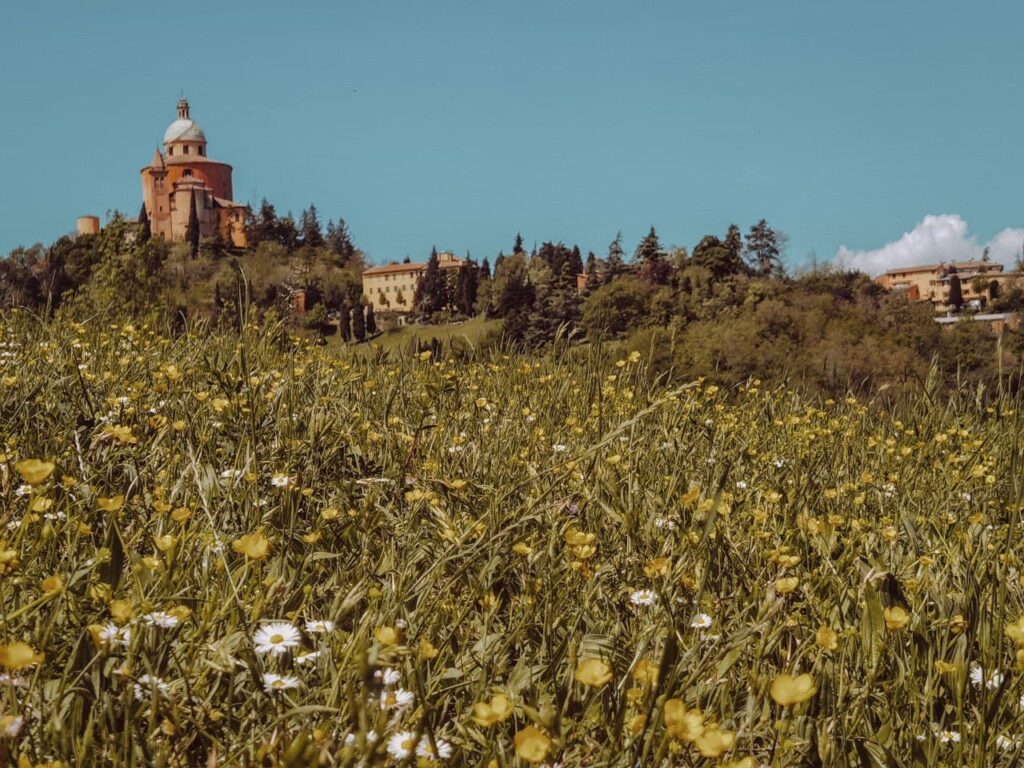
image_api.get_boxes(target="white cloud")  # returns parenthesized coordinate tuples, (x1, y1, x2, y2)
(835, 214, 1024, 276)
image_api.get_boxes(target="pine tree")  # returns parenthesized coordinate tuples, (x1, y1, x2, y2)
(185, 191, 200, 258)
(744, 219, 786, 278)
(513, 233, 525, 255)
(250, 199, 278, 246)
(365, 302, 377, 334)
(414, 248, 446, 314)
(635, 227, 662, 262)
(724, 224, 745, 273)
(326, 218, 356, 261)
(138, 203, 151, 244)
(351, 304, 366, 341)
(455, 264, 479, 316)
(300, 204, 324, 248)
(606, 231, 626, 281)
(479, 257, 491, 280)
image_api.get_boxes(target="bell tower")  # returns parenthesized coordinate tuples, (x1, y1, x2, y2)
(177, 97, 190, 120)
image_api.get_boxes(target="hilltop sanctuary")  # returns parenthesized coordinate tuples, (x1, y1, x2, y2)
(139, 98, 248, 247)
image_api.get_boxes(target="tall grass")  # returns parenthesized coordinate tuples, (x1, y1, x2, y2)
(1, 308, 1023, 766)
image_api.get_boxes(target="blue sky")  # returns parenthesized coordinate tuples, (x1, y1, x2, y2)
(2, 0, 1023, 273)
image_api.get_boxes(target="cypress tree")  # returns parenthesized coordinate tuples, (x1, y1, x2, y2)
(185, 191, 200, 258)
(365, 302, 377, 335)
(138, 203, 151, 243)
(352, 304, 366, 342)
(338, 301, 351, 341)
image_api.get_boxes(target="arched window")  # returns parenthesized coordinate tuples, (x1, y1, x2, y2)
(183, 169, 193, 177)
(198, 146, 205, 156)
(183, 146, 190, 155)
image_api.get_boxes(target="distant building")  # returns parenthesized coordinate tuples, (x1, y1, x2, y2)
(362, 251, 469, 312)
(139, 98, 248, 247)
(876, 259, 1019, 312)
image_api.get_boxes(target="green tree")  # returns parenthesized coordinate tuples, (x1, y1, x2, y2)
(947, 269, 963, 311)
(338, 300, 351, 341)
(351, 303, 366, 341)
(581, 276, 651, 337)
(414, 248, 446, 315)
(185, 191, 200, 258)
(300, 204, 324, 248)
(745, 219, 787, 277)
(606, 231, 627, 281)
(692, 234, 744, 280)
(138, 203, 151, 244)
(365, 302, 377, 334)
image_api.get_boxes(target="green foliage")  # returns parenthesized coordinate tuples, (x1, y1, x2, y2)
(581, 276, 651, 338)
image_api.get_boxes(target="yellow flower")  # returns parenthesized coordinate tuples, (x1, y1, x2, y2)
(574, 658, 613, 688)
(775, 576, 799, 594)
(934, 660, 957, 674)
(724, 759, 757, 768)
(320, 507, 340, 521)
(883, 606, 910, 631)
(154, 534, 176, 552)
(769, 673, 817, 706)
(15, 459, 55, 486)
(40, 575, 63, 594)
(513, 542, 533, 556)
(564, 529, 595, 547)
(418, 639, 439, 660)
(109, 599, 133, 624)
(628, 713, 647, 736)
(664, 699, 705, 741)
(374, 626, 399, 646)
(815, 626, 838, 651)
(97, 496, 124, 513)
(472, 693, 513, 726)
(1006, 616, 1024, 647)
(170, 507, 192, 523)
(101, 425, 137, 445)
(0, 642, 44, 670)
(29, 496, 53, 512)
(513, 725, 551, 764)
(644, 557, 671, 578)
(632, 657, 659, 686)
(232, 531, 270, 560)
(694, 726, 735, 757)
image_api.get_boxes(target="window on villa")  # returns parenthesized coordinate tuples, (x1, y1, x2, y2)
(168, 147, 173, 156)
(199, 146, 205, 156)
(183, 169, 192, 177)
(184, 146, 190, 155)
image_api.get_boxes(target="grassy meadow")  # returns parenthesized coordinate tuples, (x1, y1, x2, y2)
(4, 309, 1024, 766)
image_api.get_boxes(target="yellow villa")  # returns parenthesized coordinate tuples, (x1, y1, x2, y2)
(362, 251, 468, 312)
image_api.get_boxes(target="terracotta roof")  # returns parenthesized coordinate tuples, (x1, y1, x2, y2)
(213, 197, 246, 209)
(363, 259, 468, 276)
(882, 260, 1001, 276)
(363, 263, 427, 276)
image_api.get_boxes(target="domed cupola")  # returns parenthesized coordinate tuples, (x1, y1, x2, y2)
(163, 98, 208, 157)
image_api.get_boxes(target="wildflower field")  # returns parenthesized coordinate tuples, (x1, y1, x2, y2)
(4, 312, 1024, 767)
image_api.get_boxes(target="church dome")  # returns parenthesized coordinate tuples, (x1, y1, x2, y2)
(164, 118, 206, 144)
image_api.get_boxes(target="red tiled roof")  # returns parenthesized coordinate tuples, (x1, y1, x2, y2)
(363, 259, 468, 276)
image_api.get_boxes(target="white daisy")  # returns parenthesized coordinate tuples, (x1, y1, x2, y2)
(270, 474, 293, 488)
(0, 674, 27, 688)
(0, 715, 24, 738)
(262, 673, 301, 693)
(305, 619, 335, 633)
(997, 734, 1017, 750)
(98, 623, 131, 648)
(386, 731, 419, 760)
(416, 736, 453, 761)
(970, 663, 1003, 690)
(380, 688, 415, 711)
(253, 622, 302, 656)
(142, 611, 180, 629)
(294, 651, 320, 665)
(938, 730, 961, 744)
(344, 730, 378, 747)
(690, 613, 713, 629)
(133, 674, 170, 700)
(374, 667, 401, 686)
(220, 469, 243, 480)
(629, 589, 658, 607)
